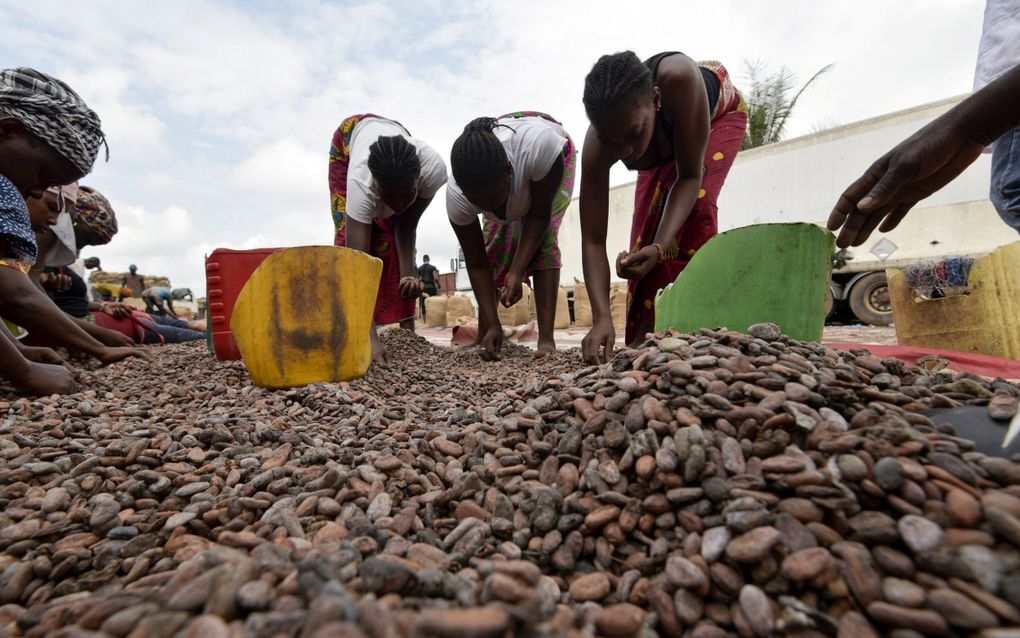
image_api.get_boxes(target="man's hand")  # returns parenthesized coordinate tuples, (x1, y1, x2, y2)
(102, 302, 133, 319)
(399, 276, 423, 299)
(16, 362, 77, 395)
(94, 327, 136, 348)
(828, 122, 985, 248)
(96, 346, 153, 365)
(616, 246, 659, 281)
(39, 272, 72, 293)
(582, 317, 615, 364)
(18, 345, 68, 367)
(479, 324, 503, 361)
(499, 271, 524, 308)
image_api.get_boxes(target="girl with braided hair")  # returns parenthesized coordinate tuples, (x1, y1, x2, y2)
(578, 51, 747, 362)
(447, 112, 575, 360)
(328, 115, 447, 363)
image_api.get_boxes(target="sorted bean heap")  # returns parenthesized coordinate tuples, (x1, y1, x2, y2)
(1, 326, 1020, 638)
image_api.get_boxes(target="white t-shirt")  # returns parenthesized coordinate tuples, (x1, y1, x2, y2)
(974, 0, 1020, 91)
(447, 116, 568, 226)
(345, 117, 447, 224)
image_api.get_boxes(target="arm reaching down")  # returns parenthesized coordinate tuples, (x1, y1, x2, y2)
(829, 62, 1020, 247)
(451, 218, 503, 361)
(501, 156, 563, 308)
(0, 267, 150, 364)
(578, 127, 616, 364)
(0, 302, 76, 394)
(394, 197, 431, 300)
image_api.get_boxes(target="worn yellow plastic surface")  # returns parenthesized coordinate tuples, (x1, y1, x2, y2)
(92, 283, 124, 300)
(230, 246, 382, 389)
(888, 241, 1020, 360)
(3, 319, 26, 339)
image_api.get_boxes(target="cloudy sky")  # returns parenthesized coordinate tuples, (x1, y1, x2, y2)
(1, 0, 987, 294)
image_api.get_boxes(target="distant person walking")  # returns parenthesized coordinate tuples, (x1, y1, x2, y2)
(416, 254, 440, 319)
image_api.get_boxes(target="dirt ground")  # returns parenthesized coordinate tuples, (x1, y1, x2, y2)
(415, 323, 899, 349)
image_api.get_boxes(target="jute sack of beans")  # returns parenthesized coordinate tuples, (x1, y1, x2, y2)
(554, 286, 570, 329)
(445, 295, 476, 328)
(528, 285, 571, 329)
(610, 282, 628, 331)
(497, 284, 532, 327)
(573, 278, 592, 327)
(424, 296, 448, 328)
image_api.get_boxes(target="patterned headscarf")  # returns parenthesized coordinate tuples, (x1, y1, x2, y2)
(0, 67, 107, 175)
(71, 185, 117, 243)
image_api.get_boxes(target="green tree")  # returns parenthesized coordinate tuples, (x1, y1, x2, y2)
(741, 61, 833, 150)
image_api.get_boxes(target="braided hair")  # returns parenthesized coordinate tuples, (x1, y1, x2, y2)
(582, 51, 653, 119)
(450, 117, 510, 189)
(367, 135, 420, 183)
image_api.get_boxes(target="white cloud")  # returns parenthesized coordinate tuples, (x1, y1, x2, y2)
(230, 139, 324, 198)
(77, 203, 199, 291)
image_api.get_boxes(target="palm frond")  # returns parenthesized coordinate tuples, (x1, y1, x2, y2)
(740, 61, 833, 150)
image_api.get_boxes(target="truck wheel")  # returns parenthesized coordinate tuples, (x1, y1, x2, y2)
(848, 272, 893, 326)
(824, 286, 835, 320)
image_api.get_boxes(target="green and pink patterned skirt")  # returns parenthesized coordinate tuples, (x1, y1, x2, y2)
(482, 111, 576, 287)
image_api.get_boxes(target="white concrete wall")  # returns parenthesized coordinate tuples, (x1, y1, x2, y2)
(558, 182, 636, 287)
(557, 95, 1014, 285)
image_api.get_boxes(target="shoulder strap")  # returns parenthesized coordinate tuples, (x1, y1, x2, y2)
(643, 51, 683, 80)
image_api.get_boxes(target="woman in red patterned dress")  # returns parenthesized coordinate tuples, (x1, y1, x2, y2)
(578, 51, 747, 361)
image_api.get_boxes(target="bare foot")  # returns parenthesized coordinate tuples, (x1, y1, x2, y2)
(535, 341, 556, 357)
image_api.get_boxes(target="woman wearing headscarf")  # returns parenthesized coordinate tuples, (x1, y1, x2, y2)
(31, 184, 116, 291)
(328, 114, 447, 363)
(0, 67, 149, 394)
(25, 184, 199, 348)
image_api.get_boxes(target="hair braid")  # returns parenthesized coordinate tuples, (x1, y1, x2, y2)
(450, 117, 510, 189)
(582, 51, 653, 118)
(367, 135, 420, 183)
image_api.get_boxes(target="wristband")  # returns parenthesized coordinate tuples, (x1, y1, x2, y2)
(649, 243, 665, 262)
